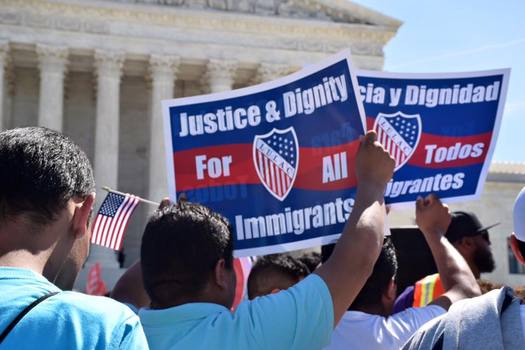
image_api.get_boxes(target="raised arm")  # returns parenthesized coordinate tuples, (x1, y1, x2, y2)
(415, 194, 481, 310)
(315, 130, 395, 325)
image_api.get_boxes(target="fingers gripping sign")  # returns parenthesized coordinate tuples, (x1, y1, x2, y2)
(356, 130, 396, 188)
(415, 194, 452, 236)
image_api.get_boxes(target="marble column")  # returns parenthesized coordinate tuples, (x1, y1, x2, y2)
(148, 55, 180, 202)
(36, 44, 68, 131)
(253, 62, 292, 84)
(0, 41, 8, 131)
(94, 50, 124, 192)
(90, 49, 125, 270)
(203, 59, 237, 93)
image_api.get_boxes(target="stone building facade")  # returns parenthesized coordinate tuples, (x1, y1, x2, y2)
(0, 0, 401, 288)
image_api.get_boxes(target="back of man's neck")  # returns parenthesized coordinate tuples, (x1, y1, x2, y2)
(0, 250, 46, 275)
(151, 294, 227, 310)
(350, 304, 389, 317)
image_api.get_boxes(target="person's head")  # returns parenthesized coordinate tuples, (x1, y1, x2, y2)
(445, 211, 497, 278)
(298, 251, 321, 273)
(247, 254, 309, 299)
(0, 127, 95, 288)
(510, 186, 525, 265)
(141, 201, 235, 309)
(321, 237, 398, 316)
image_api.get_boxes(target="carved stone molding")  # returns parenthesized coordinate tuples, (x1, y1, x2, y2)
(94, 49, 125, 78)
(98, 0, 401, 27)
(204, 58, 238, 81)
(148, 55, 181, 80)
(202, 58, 238, 93)
(36, 44, 69, 75)
(0, 0, 398, 49)
(253, 62, 293, 84)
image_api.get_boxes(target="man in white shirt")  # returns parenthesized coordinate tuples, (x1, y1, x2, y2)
(323, 194, 481, 350)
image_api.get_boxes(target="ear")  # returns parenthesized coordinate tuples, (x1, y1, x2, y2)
(454, 237, 474, 254)
(383, 278, 396, 302)
(213, 258, 229, 289)
(71, 193, 95, 239)
(381, 278, 397, 313)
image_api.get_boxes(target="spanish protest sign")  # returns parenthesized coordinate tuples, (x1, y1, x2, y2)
(162, 51, 365, 257)
(358, 69, 510, 206)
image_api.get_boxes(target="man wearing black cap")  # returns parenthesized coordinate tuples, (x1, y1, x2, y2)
(444, 211, 497, 278)
(394, 210, 497, 310)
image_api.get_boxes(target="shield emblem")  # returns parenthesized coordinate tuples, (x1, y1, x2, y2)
(373, 112, 422, 171)
(253, 127, 299, 201)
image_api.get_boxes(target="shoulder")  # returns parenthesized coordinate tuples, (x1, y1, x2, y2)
(12, 291, 147, 349)
(401, 315, 445, 350)
(45, 291, 143, 339)
(57, 291, 138, 320)
(243, 274, 333, 320)
(387, 305, 446, 333)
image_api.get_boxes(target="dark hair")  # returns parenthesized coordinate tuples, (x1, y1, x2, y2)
(247, 253, 309, 299)
(298, 251, 321, 273)
(141, 201, 233, 303)
(0, 127, 95, 226)
(322, 238, 398, 309)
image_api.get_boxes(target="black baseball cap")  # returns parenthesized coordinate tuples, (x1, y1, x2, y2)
(445, 211, 499, 243)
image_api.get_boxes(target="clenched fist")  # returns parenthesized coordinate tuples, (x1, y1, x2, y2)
(355, 130, 395, 189)
(415, 194, 451, 237)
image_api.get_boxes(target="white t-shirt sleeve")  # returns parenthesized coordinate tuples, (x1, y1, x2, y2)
(384, 305, 446, 347)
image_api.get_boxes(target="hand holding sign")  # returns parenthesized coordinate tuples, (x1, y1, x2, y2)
(356, 130, 395, 189)
(415, 194, 452, 237)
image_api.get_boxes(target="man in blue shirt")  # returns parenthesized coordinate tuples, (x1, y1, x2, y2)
(136, 131, 395, 349)
(0, 127, 148, 349)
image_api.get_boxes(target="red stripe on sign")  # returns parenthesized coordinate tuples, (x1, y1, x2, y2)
(172, 139, 360, 192)
(407, 132, 492, 168)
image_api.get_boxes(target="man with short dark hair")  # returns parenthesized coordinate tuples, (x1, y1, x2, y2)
(298, 251, 322, 272)
(137, 130, 396, 349)
(322, 195, 480, 350)
(247, 254, 309, 299)
(0, 127, 148, 349)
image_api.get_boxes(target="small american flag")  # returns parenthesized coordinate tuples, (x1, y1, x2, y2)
(91, 192, 140, 250)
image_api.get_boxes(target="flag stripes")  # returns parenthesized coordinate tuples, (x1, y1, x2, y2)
(91, 192, 140, 251)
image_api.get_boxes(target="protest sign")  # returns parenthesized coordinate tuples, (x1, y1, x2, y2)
(162, 51, 365, 257)
(358, 69, 510, 206)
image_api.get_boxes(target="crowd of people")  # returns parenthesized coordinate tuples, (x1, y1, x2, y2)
(1, 126, 525, 349)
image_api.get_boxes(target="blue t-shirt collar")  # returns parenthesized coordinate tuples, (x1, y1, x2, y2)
(139, 302, 229, 326)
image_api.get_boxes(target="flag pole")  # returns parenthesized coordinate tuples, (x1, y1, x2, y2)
(101, 186, 160, 207)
